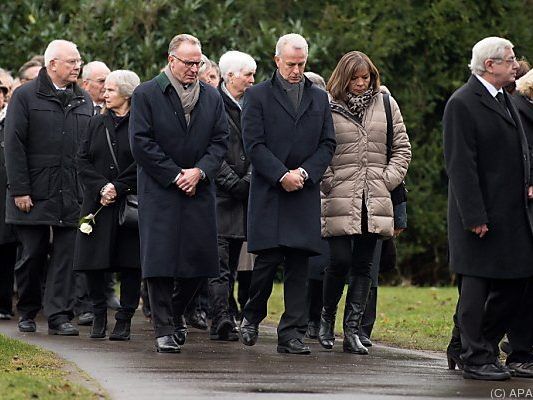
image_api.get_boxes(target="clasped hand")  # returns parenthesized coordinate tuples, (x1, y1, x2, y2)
(281, 170, 305, 192)
(176, 168, 201, 197)
(100, 183, 117, 206)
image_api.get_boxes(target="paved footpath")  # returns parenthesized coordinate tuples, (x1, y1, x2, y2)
(1, 313, 531, 400)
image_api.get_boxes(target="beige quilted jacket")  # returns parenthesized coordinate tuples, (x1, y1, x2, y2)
(321, 91, 411, 238)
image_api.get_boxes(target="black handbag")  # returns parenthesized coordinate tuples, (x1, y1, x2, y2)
(104, 127, 138, 228)
(383, 93, 408, 205)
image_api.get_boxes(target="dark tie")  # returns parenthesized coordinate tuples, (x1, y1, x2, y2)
(94, 105, 102, 115)
(495, 92, 509, 115)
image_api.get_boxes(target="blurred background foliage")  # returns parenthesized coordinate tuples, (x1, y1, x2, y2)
(1, 0, 532, 284)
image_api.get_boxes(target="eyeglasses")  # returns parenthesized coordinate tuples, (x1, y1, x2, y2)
(55, 58, 84, 67)
(492, 56, 518, 64)
(85, 78, 106, 84)
(170, 55, 204, 69)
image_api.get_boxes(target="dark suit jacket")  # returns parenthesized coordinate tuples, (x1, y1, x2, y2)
(242, 72, 336, 255)
(129, 72, 228, 278)
(443, 75, 533, 279)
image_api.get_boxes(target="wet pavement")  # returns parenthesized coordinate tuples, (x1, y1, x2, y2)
(1, 313, 531, 400)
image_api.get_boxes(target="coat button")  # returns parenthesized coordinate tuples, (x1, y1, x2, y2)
(240, 154, 246, 161)
(110, 165, 115, 170)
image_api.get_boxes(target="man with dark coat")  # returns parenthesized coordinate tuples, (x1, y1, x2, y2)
(4, 39, 93, 335)
(443, 36, 533, 380)
(129, 33, 228, 353)
(207, 50, 256, 341)
(239, 33, 336, 354)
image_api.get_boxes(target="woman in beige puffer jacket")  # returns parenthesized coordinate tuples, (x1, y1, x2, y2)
(318, 51, 411, 355)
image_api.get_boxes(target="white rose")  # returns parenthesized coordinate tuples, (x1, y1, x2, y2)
(79, 222, 93, 235)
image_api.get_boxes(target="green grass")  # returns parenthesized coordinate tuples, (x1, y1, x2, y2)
(0, 334, 102, 400)
(265, 284, 457, 351)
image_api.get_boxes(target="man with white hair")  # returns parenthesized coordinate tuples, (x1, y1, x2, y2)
(239, 33, 335, 354)
(443, 36, 533, 380)
(81, 61, 110, 114)
(207, 50, 256, 341)
(4, 39, 92, 335)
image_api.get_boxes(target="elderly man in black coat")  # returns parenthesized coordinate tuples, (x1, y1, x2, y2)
(129, 34, 228, 353)
(4, 39, 93, 335)
(239, 33, 336, 354)
(443, 37, 533, 380)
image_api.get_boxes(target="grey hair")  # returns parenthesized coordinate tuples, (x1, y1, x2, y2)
(198, 55, 220, 77)
(469, 36, 514, 75)
(275, 33, 308, 57)
(304, 72, 326, 90)
(105, 70, 140, 98)
(44, 40, 78, 67)
(219, 51, 256, 81)
(82, 61, 110, 80)
(168, 34, 201, 55)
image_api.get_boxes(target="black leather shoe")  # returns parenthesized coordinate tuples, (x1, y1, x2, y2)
(277, 338, 311, 355)
(210, 315, 238, 341)
(239, 318, 259, 346)
(89, 314, 107, 339)
(18, 318, 36, 333)
(462, 363, 511, 381)
(173, 315, 188, 345)
(359, 335, 373, 347)
(48, 322, 79, 336)
(155, 335, 181, 353)
(446, 347, 463, 370)
(109, 319, 131, 341)
(186, 310, 208, 330)
(506, 361, 533, 378)
(78, 312, 94, 326)
(0, 312, 12, 320)
(305, 320, 319, 339)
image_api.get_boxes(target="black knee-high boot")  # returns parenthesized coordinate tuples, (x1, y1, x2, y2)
(343, 276, 371, 354)
(318, 273, 346, 349)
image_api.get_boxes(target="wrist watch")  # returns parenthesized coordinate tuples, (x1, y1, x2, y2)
(199, 169, 206, 180)
(298, 167, 308, 181)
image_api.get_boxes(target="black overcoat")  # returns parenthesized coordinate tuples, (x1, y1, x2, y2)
(443, 75, 533, 279)
(129, 73, 228, 279)
(4, 68, 92, 226)
(74, 112, 140, 271)
(215, 85, 250, 239)
(242, 73, 336, 255)
(512, 93, 533, 158)
(0, 116, 16, 244)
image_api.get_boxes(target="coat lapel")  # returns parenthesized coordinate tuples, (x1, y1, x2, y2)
(188, 84, 204, 132)
(295, 87, 312, 123)
(167, 88, 188, 132)
(470, 76, 516, 127)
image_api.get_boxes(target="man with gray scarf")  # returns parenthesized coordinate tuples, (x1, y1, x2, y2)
(129, 34, 228, 353)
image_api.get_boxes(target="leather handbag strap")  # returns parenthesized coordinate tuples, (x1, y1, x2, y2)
(383, 93, 393, 162)
(104, 127, 121, 173)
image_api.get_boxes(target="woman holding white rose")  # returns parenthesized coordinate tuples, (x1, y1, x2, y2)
(74, 70, 141, 340)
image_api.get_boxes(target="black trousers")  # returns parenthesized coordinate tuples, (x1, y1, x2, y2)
(146, 277, 203, 337)
(85, 269, 141, 320)
(15, 225, 76, 325)
(208, 237, 243, 322)
(306, 278, 323, 324)
(242, 247, 309, 343)
(75, 271, 116, 315)
(237, 270, 252, 315)
(326, 233, 378, 282)
(456, 274, 528, 365)
(0, 242, 18, 315)
(505, 277, 533, 362)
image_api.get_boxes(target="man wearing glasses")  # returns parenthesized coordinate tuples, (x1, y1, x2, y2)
(130, 34, 228, 353)
(444, 36, 533, 380)
(81, 61, 110, 115)
(4, 39, 93, 336)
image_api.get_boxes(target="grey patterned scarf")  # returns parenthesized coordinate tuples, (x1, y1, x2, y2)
(164, 65, 200, 125)
(346, 89, 374, 123)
